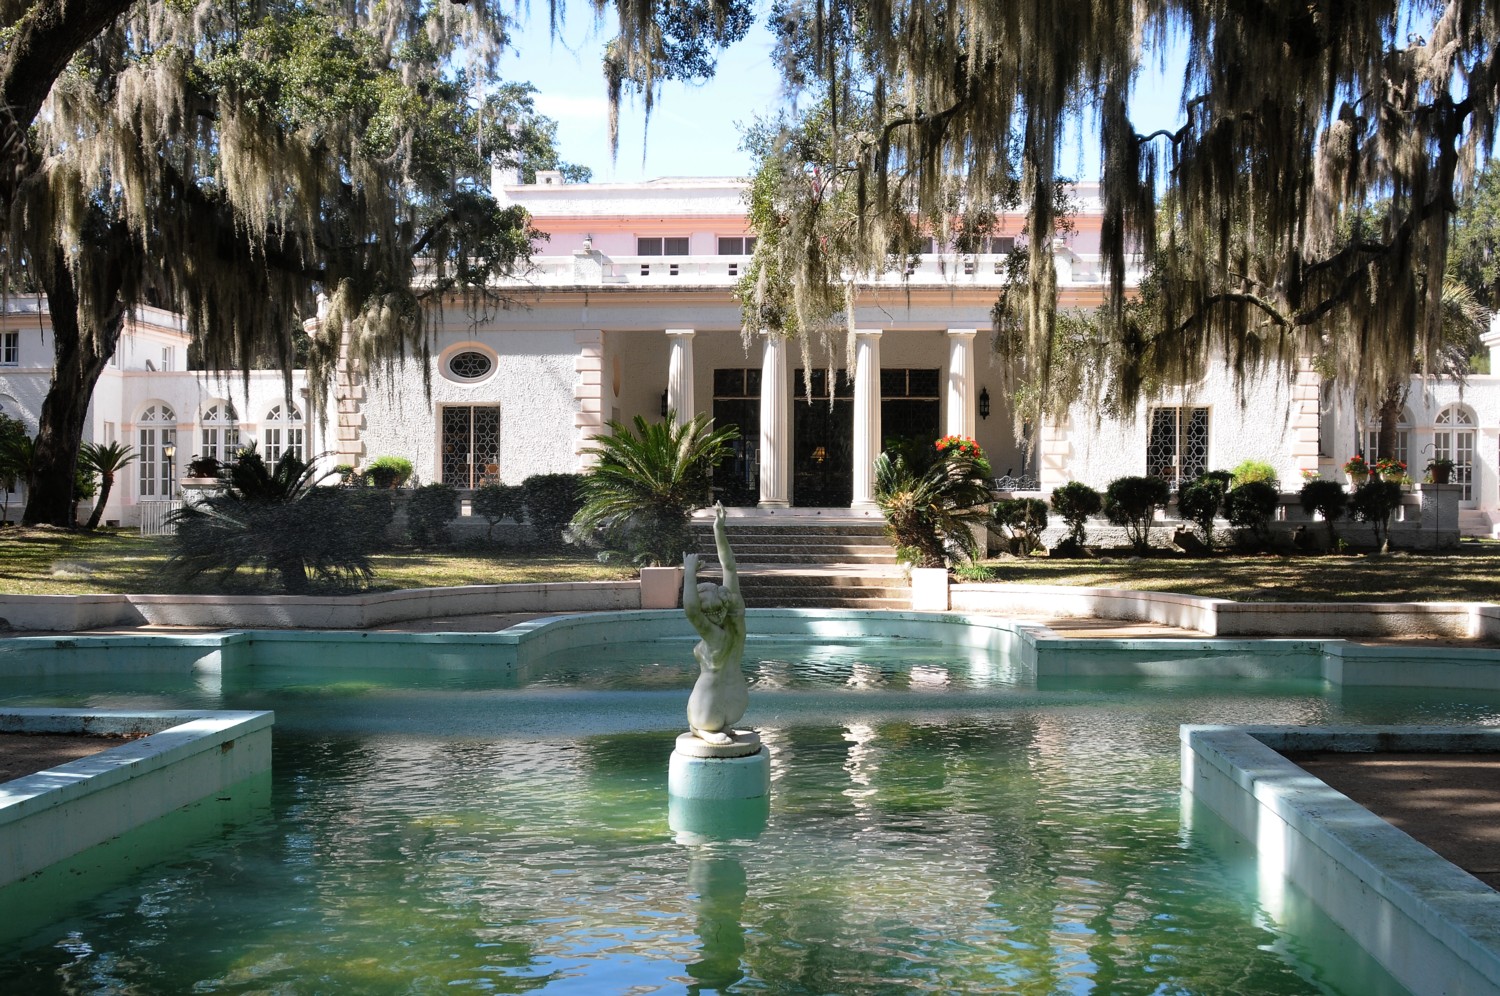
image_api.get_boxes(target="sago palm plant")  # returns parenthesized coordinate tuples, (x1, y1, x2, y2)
(573, 413, 739, 566)
(873, 445, 994, 568)
(169, 448, 388, 592)
(78, 441, 136, 530)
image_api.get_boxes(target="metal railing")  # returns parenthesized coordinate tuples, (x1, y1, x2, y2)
(138, 499, 183, 537)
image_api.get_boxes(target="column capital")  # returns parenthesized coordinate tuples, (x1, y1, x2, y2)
(854, 328, 884, 340)
(946, 328, 978, 339)
(666, 328, 697, 339)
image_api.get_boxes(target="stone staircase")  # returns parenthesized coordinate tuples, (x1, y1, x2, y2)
(688, 514, 909, 609)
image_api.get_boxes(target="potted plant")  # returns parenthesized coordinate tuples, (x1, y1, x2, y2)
(1426, 457, 1455, 484)
(1342, 454, 1370, 485)
(1372, 457, 1406, 482)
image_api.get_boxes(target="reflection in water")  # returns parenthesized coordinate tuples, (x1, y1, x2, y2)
(685, 853, 749, 994)
(670, 795, 766, 994)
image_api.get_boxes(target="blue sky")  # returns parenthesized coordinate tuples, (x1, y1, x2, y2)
(500, 9, 1186, 183)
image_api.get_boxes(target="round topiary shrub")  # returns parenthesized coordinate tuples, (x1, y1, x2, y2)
(1225, 480, 1281, 548)
(521, 473, 587, 549)
(1103, 476, 1170, 554)
(1050, 481, 1103, 548)
(1299, 478, 1348, 548)
(407, 482, 458, 548)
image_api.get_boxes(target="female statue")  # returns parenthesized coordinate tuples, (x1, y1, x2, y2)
(682, 502, 747, 745)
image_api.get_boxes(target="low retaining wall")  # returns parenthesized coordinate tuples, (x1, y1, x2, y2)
(0, 581, 640, 632)
(952, 583, 1490, 639)
(1182, 725, 1500, 996)
(0, 709, 274, 887)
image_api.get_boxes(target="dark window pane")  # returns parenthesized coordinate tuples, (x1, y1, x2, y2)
(637, 237, 663, 256)
(907, 368, 940, 397)
(880, 369, 906, 396)
(745, 368, 762, 394)
(663, 237, 690, 255)
(713, 368, 744, 397)
(718, 237, 742, 255)
(746, 237, 757, 252)
(834, 369, 854, 397)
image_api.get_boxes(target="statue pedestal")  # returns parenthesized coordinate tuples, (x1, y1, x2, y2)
(668, 731, 769, 800)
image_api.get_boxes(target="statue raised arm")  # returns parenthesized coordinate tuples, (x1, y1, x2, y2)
(682, 503, 748, 745)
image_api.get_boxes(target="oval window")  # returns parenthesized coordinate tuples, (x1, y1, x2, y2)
(448, 350, 494, 380)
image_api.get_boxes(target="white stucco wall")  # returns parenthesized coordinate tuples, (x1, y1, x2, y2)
(1059, 357, 1302, 489)
(359, 328, 582, 485)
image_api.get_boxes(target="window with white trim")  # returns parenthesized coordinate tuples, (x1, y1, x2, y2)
(1362, 409, 1412, 472)
(717, 236, 758, 255)
(199, 402, 241, 465)
(637, 237, 690, 256)
(263, 404, 305, 466)
(137, 404, 177, 499)
(1435, 405, 1476, 502)
(1146, 406, 1210, 489)
(0, 331, 17, 365)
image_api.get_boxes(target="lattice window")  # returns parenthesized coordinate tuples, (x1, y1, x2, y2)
(263, 404, 304, 466)
(448, 350, 493, 380)
(442, 405, 500, 488)
(137, 404, 177, 498)
(1146, 406, 1209, 488)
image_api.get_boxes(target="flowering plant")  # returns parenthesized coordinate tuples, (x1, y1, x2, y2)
(1373, 457, 1406, 477)
(1300, 468, 1321, 481)
(935, 435, 984, 461)
(1342, 454, 1370, 475)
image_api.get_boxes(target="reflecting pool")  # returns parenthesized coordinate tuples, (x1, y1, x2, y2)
(3, 633, 1491, 993)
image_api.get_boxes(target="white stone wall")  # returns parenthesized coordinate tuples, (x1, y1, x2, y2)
(1056, 357, 1302, 489)
(359, 329, 581, 485)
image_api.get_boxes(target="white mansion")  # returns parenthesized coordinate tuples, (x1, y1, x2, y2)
(3, 172, 1500, 533)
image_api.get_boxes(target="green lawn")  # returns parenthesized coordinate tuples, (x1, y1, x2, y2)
(4, 526, 1499, 603)
(974, 545, 1500, 603)
(0, 527, 634, 596)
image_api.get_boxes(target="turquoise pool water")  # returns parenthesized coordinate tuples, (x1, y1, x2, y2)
(2, 633, 1493, 993)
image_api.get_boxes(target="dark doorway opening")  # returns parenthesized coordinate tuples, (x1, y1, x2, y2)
(711, 368, 761, 506)
(793, 368, 854, 507)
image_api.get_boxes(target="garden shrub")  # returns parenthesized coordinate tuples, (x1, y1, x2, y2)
(873, 441, 993, 568)
(572, 415, 738, 565)
(1103, 476, 1170, 554)
(169, 451, 382, 592)
(1050, 481, 1103, 549)
(523, 472, 588, 549)
(407, 482, 458, 547)
(1230, 459, 1279, 490)
(992, 497, 1049, 555)
(473, 483, 525, 542)
(951, 561, 998, 583)
(366, 455, 413, 489)
(1350, 478, 1404, 553)
(1299, 479, 1349, 548)
(1176, 472, 1232, 549)
(186, 455, 222, 479)
(1225, 480, 1280, 548)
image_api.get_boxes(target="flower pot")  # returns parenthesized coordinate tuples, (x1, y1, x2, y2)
(639, 566, 684, 609)
(1431, 465, 1453, 485)
(1347, 471, 1368, 488)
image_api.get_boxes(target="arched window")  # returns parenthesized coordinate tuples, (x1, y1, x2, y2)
(199, 402, 240, 465)
(137, 404, 177, 499)
(1362, 407, 1413, 470)
(1435, 405, 1476, 502)
(263, 404, 304, 466)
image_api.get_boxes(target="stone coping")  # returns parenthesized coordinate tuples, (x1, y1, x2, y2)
(0, 709, 274, 887)
(4, 575, 1500, 642)
(1182, 725, 1500, 996)
(5, 610, 1500, 692)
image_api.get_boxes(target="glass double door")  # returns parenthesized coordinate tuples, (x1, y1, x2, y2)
(710, 367, 940, 507)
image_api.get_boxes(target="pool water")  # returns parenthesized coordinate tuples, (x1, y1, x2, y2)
(2, 634, 1492, 993)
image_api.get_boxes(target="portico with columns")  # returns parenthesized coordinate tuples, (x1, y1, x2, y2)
(643, 324, 1011, 511)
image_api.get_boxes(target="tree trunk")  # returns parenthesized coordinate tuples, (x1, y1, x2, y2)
(1375, 381, 1407, 463)
(85, 471, 114, 530)
(22, 259, 123, 526)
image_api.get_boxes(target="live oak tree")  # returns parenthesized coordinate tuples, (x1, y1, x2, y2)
(604, 0, 1500, 434)
(1, 0, 582, 525)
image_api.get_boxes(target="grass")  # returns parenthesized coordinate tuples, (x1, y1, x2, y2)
(0, 527, 634, 596)
(5, 526, 1500, 604)
(973, 544, 1500, 603)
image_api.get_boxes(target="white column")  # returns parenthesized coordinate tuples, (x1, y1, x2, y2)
(851, 329, 883, 508)
(573, 330, 605, 470)
(666, 328, 696, 426)
(945, 328, 977, 438)
(758, 331, 791, 507)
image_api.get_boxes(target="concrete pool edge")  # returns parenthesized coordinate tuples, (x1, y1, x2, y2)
(0, 709, 274, 887)
(6, 609, 1500, 690)
(1182, 725, 1500, 996)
